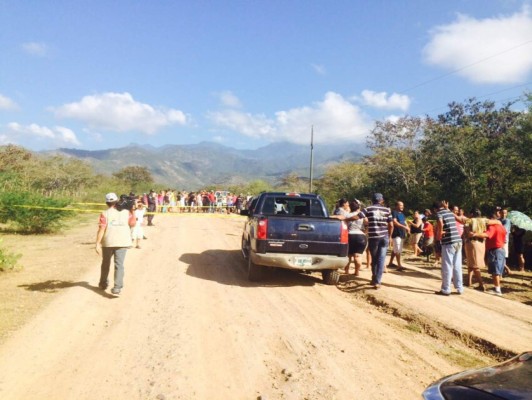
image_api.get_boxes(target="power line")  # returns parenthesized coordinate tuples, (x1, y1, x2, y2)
(421, 83, 531, 115)
(401, 39, 532, 94)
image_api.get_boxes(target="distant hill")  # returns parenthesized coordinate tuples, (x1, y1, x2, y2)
(50, 141, 367, 189)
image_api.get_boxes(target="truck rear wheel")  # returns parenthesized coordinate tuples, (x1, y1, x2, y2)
(322, 270, 340, 285)
(241, 236, 249, 259)
(248, 256, 263, 281)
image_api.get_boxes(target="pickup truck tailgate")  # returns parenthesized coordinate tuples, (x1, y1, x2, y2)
(259, 217, 347, 256)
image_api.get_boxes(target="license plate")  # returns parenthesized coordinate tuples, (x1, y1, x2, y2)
(294, 256, 312, 267)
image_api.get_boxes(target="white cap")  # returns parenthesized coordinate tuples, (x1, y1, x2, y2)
(105, 192, 118, 202)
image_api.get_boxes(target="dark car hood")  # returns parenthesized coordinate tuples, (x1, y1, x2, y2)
(425, 352, 532, 400)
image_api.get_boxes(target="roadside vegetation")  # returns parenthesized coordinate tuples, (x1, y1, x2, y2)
(0, 95, 530, 271)
(292, 96, 531, 216)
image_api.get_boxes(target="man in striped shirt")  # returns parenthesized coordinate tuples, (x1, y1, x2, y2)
(356, 193, 393, 289)
(434, 200, 463, 296)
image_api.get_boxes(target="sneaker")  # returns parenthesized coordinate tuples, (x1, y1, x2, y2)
(434, 290, 450, 296)
(487, 288, 502, 297)
(111, 288, 121, 296)
(474, 286, 486, 292)
(98, 284, 108, 290)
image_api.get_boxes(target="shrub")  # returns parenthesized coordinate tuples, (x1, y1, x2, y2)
(0, 192, 75, 234)
(0, 239, 21, 272)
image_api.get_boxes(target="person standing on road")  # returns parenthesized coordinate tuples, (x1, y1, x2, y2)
(464, 208, 487, 291)
(433, 200, 463, 296)
(147, 189, 157, 226)
(388, 201, 410, 272)
(475, 208, 507, 296)
(352, 193, 393, 289)
(497, 207, 512, 275)
(346, 199, 367, 276)
(408, 210, 423, 257)
(131, 199, 146, 249)
(95, 193, 136, 296)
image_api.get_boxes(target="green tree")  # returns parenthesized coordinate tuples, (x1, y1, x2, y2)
(315, 162, 371, 210)
(365, 116, 433, 209)
(422, 98, 523, 209)
(113, 166, 154, 192)
(31, 156, 97, 197)
(276, 173, 308, 193)
(0, 145, 37, 191)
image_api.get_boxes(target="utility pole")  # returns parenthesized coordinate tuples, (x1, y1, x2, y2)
(309, 125, 314, 193)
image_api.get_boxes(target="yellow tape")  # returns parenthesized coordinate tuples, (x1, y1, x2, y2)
(11, 204, 245, 218)
(73, 202, 234, 209)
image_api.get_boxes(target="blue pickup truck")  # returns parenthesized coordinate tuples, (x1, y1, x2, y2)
(240, 192, 349, 285)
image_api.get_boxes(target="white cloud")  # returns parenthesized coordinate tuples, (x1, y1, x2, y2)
(423, 7, 532, 84)
(54, 126, 81, 145)
(0, 94, 18, 111)
(22, 42, 48, 57)
(360, 90, 411, 111)
(219, 91, 242, 108)
(208, 91, 371, 144)
(312, 63, 326, 75)
(5, 122, 81, 147)
(53, 92, 187, 134)
(0, 134, 10, 145)
(209, 110, 275, 138)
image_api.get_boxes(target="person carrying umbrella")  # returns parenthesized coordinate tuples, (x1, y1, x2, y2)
(507, 210, 532, 272)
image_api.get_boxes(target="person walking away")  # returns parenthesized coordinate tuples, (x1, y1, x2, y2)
(388, 201, 409, 271)
(433, 200, 463, 296)
(464, 208, 486, 291)
(95, 193, 136, 296)
(352, 193, 393, 289)
(475, 208, 507, 296)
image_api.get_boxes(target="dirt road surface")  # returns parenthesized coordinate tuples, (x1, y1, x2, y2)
(0, 214, 530, 400)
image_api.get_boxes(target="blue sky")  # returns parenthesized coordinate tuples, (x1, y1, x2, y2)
(1, 0, 531, 151)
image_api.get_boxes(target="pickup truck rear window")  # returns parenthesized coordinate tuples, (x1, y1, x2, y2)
(262, 197, 326, 217)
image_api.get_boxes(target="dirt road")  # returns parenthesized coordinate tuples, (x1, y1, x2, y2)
(0, 214, 530, 399)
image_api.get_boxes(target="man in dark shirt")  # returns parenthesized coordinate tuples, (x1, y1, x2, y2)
(388, 201, 409, 271)
(147, 189, 157, 226)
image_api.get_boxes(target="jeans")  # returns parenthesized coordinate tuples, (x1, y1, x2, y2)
(368, 236, 389, 285)
(99, 247, 128, 290)
(147, 204, 156, 225)
(441, 242, 463, 294)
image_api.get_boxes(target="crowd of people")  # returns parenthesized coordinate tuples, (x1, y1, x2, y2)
(94, 187, 528, 297)
(131, 189, 248, 215)
(333, 194, 529, 296)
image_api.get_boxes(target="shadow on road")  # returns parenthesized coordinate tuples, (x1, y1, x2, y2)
(19, 280, 117, 299)
(180, 249, 320, 288)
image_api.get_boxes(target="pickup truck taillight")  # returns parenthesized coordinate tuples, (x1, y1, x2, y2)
(257, 219, 268, 239)
(340, 221, 348, 244)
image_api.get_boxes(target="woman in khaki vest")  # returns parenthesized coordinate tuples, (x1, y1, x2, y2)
(95, 193, 136, 296)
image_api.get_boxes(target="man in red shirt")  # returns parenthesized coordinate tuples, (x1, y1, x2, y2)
(473, 208, 507, 296)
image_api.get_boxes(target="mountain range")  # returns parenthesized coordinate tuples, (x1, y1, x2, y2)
(51, 141, 367, 189)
